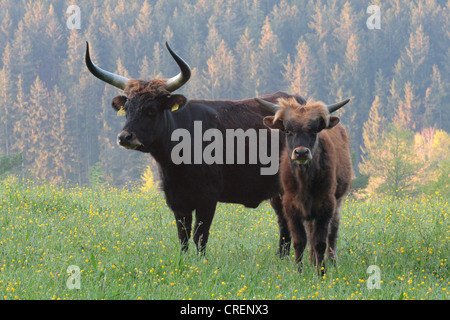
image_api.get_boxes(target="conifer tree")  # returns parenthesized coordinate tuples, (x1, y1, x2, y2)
(362, 123, 418, 196)
(244, 0, 264, 37)
(401, 25, 430, 83)
(10, 22, 34, 91)
(214, 0, 243, 46)
(333, 1, 357, 58)
(395, 82, 418, 130)
(204, 18, 221, 58)
(42, 4, 64, 87)
(235, 27, 258, 98)
(283, 39, 318, 98)
(270, 0, 300, 53)
(28, 76, 50, 180)
(49, 86, 76, 183)
(424, 65, 448, 131)
(12, 75, 29, 166)
(257, 16, 282, 95)
(0, 10, 13, 53)
(136, 0, 153, 38)
(203, 39, 236, 99)
(344, 33, 360, 78)
(360, 96, 387, 176)
(150, 42, 164, 80)
(372, 69, 389, 109)
(0, 63, 13, 155)
(308, 0, 329, 43)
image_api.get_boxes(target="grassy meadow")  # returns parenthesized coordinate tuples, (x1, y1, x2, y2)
(0, 178, 448, 300)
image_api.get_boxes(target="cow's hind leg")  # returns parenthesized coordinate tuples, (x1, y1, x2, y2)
(193, 201, 217, 255)
(174, 211, 193, 253)
(270, 195, 291, 258)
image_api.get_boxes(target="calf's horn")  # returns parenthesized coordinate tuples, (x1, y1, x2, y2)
(327, 99, 350, 113)
(254, 97, 281, 114)
(164, 42, 192, 92)
(255, 97, 350, 115)
(85, 42, 130, 90)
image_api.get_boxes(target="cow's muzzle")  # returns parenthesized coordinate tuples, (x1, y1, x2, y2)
(291, 147, 312, 165)
(117, 130, 143, 150)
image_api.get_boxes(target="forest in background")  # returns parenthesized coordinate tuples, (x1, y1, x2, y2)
(0, 0, 448, 196)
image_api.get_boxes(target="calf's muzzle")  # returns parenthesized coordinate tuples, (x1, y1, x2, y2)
(292, 147, 312, 165)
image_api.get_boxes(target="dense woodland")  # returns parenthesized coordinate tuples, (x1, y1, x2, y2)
(0, 0, 448, 195)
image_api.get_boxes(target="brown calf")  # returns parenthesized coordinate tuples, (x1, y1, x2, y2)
(255, 97, 353, 274)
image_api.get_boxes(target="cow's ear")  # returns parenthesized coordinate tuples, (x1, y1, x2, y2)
(112, 95, 128, 112)
(327, 116, 340, 129)
(164, 94, 187, 112)
(263, 116, 285, 131)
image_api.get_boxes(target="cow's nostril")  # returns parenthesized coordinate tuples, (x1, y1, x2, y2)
(294, 149, 309, 157)
(118, 131, 133, 144)
(124, 132, 132, 140)
(117, 130, 143, 150)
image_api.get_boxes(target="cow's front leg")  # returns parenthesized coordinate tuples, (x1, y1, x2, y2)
(311, 196, 336, 275)
(311, 213, 334, 274)
(174, 211, 193, 253)
(193, 201, 217, 255)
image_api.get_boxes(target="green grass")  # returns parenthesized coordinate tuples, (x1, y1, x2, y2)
(0, 178, 448, 300)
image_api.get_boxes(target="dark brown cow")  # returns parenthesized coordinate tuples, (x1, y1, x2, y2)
(255, 97, 353, 274)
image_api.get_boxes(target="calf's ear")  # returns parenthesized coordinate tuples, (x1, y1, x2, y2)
(163, 94, 187, 112)
(263, 116, 285, 131)
(327, 116, 340, 129)
(112, 95, 128, 112)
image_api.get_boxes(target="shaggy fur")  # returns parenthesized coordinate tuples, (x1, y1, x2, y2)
(274, 98, 331, 128)
(265, 98, 353, 274)
(124, 79, 171, 97)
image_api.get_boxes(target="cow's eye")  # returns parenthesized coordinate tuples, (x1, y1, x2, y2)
(285, 130, 293, 136)
(312, 125, 322, 133)
(310, 119, 324, 133)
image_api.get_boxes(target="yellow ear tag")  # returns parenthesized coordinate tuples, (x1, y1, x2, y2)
(171, 104, 179, 112)
(117, 106, 126, 116)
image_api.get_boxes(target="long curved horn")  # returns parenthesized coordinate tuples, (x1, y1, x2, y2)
(164, 42, 191, 92)
(85, 42, 130, 90)
(327, 98, 350, 114)
(254, 97, 281, 114)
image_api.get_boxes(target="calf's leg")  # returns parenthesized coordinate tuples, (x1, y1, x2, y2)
(311, 215, 331, 276)
(284, 207, 307, 272)
(327, 211, 340, 264)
